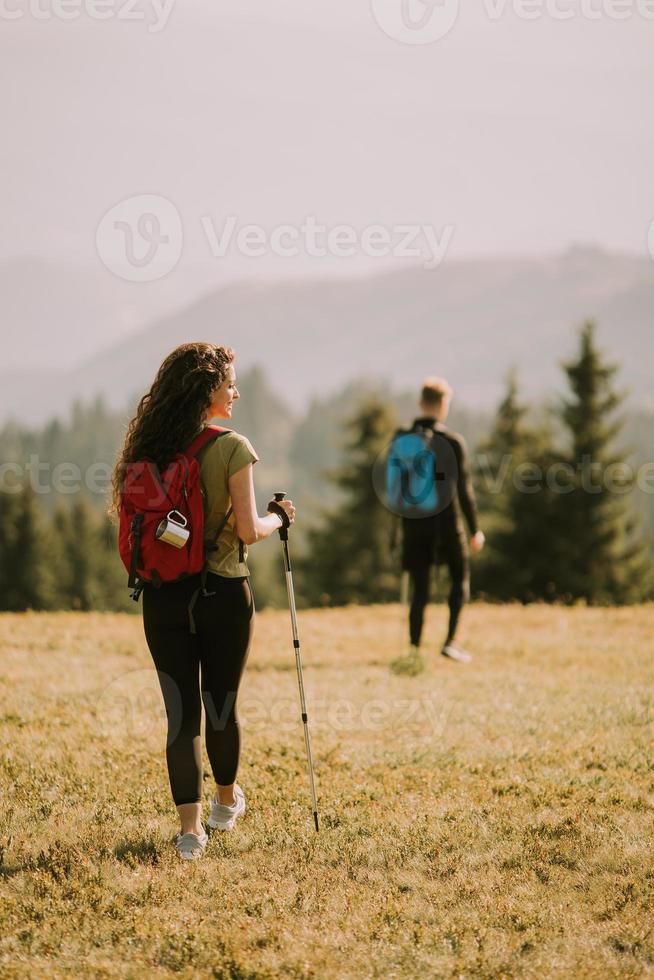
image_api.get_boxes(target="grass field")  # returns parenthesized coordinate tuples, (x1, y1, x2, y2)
(1, 602, 653, 979)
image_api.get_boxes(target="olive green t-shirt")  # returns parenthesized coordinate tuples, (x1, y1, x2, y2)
(196, 427, 259, 577)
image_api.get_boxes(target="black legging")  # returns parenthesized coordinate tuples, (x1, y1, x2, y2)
(142, 571, 254, 806)
(409, 545, 470, 649)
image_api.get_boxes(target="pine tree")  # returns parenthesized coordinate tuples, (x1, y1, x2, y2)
(474, 369, 527, 516)
(0, 490, 21, 609)
(93, 513, 137, 612)
(494, 421, 562, 602)
(297, 397, 399, 606)
(65, 497, 97, 610)
(0, 487, 57, 610)
(51, 504, 74, 608)
(474, 374, 560, 601)
(555, 321, 651, 603)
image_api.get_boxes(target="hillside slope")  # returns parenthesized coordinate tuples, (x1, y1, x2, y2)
(2, 247, 652, 425)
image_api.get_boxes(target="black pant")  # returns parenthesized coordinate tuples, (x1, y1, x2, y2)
(407, 542, 470, 649)
(142, 572, 254, 806)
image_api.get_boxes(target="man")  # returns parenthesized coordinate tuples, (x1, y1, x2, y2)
(399, 377, 485, 663)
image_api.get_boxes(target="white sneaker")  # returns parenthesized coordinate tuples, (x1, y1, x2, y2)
(441, 644, 472, 663)
(207, 784, 246, 831)
(174, 829, 208, 860)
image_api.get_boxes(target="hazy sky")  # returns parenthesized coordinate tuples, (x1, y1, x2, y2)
(2, 0, 653, 286)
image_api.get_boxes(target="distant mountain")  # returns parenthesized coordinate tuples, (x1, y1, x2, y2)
(1, 247, 652, 425)
(0, 256, 221, 373)
(0, 257, 155, 371)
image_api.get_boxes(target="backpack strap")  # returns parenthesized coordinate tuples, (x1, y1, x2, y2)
(412, 419, 436, 437)
(127, 513, 144, 589)
(183, 426, 232, 628)
(184, 424, 229, 459)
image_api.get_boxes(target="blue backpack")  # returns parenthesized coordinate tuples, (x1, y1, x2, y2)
(385, 422, 442, 519)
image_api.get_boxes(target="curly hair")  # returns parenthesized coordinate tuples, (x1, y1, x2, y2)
(108, 342, 235, 518)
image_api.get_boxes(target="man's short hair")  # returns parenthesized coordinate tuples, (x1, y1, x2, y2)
(420, 377, 452, 407)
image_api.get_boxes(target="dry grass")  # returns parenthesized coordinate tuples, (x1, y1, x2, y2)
(1, 602, 653, 979)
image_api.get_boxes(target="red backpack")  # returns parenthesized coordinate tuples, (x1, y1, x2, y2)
(118, 425, 232, 631)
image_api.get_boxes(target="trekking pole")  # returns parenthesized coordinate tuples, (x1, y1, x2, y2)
(268, 491, 319, 832)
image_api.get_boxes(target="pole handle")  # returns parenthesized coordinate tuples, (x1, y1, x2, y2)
(270, 490, 289, 540)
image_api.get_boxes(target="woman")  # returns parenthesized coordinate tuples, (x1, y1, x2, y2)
(110, 342, 295, 860)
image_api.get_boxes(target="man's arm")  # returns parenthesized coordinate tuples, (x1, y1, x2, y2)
(453, 435, 479, 536)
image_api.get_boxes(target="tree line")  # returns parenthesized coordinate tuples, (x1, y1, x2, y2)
(0, 321, 652, 611)
(298, 322, 652, 606)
